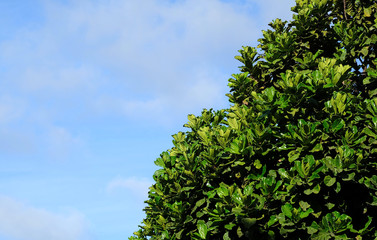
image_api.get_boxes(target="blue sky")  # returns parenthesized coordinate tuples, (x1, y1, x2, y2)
(0, 0, 294, 239)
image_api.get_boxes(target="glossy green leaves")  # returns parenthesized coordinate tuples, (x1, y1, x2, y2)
(130, 0, 377, 239)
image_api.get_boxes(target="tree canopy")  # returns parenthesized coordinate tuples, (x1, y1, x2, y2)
(130, 0, 377, 239)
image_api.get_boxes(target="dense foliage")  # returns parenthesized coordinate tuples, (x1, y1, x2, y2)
(130, 0, 377, 239)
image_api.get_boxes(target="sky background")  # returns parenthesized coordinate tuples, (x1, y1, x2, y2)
(0, 0, 295, 239)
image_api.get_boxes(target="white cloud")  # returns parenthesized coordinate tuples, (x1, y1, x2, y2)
(107, 177, 154, 200)
(20, 65, 98, 94)
(0, 107, 83, 158)
(0, 0, 268, 123)
(46, 126, 83, 161)
(0, 0, 296, 161)
(0, 0, 296, 153)
(93, 70, 228, 125)
(0, 0, 296, 132)
(0, 195, 88, 240)
(179, 71, 227, 108)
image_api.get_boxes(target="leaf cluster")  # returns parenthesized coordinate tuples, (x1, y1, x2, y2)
(130, 0, 377, 239)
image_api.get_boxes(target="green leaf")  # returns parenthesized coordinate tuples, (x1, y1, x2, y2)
(278, 168, 290, 179)
(343, 172, 355, 181)
(364, 7, 372, 17)
(227, 142, 240, 154)
(198, 129, 209, 143)
(323, 120, 330, 132)
(332, 119, 344, 132)
(311, 143, 323, 152)
(187, 114, 199, 130)
(299, 201, 311, 211)
(361, 47, 369, 57)
(324, 176, 336, 187)
(335, 182, 341, 193)
(354, 135, 367, 145)
(197, 220, 208, 239)
(364, 128, 377, 138)
(304, 188, 312, 195)
(206, 190, 216, 199)
(154, 157, 165, 168)
(232, 189, 243, 205)
(268, 215, 278, 227)
(223, 232, 231, 240)
(196, 198, 206, 208)
(237, 227, 243, 238)
(281, 204, 293, 219)
(288, 151, 300, 162)
(312, 184, 321, 194)
(228, 118, 239, 130)
(157, 215, 167, 225)
(268, 230, 275, 239)
(254, 159, 263, 169)
(300, 208, 314, 218)
(217, 184, 229, 198)
(325, 202, 335, 210)
(244, 184, 254, 196)
(176, 229, 184, 239)
(184, 215, 194, 224)
(173, 132, 186, 143)
(264, 87, 276, 102)
(225, 223, 236, 230)
(307, 224, 319, 234)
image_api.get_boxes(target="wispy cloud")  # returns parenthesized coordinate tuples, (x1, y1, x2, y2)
(0, 0, 295, 133)
(0, 96, 34, 154)
(93, 69, 226, 125)
(107, 177, 154, 200)
(45, 125, 83, 161)
(0, 128, 35, 155)
(0, 95, 25, 124)
(0, 195, 88, 240)
(0, 0, 265, 124)
(19, 65, 98, 94)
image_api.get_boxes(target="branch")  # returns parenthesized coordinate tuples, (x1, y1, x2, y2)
(343, 0, 348, 19)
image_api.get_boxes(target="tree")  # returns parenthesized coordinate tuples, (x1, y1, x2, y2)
(130, 0, 377, 239)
